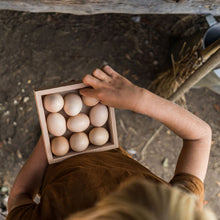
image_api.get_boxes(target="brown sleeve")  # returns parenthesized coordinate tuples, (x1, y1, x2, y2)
(6, 203, 37, 220)
(169, 173, 204, 209)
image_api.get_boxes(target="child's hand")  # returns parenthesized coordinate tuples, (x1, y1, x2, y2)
(79, 65, 143, 111)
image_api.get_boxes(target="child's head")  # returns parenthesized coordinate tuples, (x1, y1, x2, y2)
(66, 178, 216, 220)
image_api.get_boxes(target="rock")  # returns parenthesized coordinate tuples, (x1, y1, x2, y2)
(7, 138, 12, 144)
(153, 60, 159, 65)
(162, 157, 169, 168)
(3, 111, 10, 117)
(1, 186, 8, 193)
(13, 121, 17, 126)
(131, 16, 141, 23)
(127, 149, 137, 155)
(16, 149, 22, 159)
(23, 96, 30, 103)
(13, 100, 18, 105)
(102, 60, 108, 66)
(166, 130, 171, 135)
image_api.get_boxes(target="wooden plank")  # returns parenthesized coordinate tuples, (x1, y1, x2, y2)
(0, 0, 220, 15)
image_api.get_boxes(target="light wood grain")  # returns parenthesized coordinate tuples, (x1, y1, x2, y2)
(0, 0, 220, 15)
(34, 82, 118, 164)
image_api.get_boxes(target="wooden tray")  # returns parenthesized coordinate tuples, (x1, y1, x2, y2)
(34, 82, 118, 164)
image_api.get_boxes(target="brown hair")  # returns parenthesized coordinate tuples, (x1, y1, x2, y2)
(66, 178, 216, 220)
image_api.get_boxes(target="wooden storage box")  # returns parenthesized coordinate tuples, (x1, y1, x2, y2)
(34, 82, 118, 164)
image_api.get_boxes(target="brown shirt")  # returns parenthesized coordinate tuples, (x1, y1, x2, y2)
(6, 148, 204, 220)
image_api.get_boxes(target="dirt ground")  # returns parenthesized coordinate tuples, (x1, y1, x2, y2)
(0, 11, 219, 219)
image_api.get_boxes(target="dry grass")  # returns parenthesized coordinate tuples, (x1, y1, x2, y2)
(148, 40, 204, 104)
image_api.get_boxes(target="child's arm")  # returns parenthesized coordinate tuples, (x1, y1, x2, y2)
(80, 65, 212, 182)
(7, 136, 48, 212)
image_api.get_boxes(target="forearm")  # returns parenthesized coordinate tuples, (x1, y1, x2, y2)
(8, 136, 48, 212)
(135, 88, 211, 181)
(135, 88, 211, 141)
(80, 66, 212, 181)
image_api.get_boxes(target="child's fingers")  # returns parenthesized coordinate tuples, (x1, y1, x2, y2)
(79, 87, 98, 98)
(82, 74, 102, 88)
(102, 65, 120, 78)
(92, 69, 111, 82)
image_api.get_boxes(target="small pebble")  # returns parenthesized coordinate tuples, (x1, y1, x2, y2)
(7, 137, 12, 144)
(17, 82, 21, 86)
(102, 60, 108, 66)
(21, 89, 25, 93)
(17, 149, 22, 159)
(13, 100, 18, 105)
(162, 158, 169, 168)
(19, 107, 23, 111)
(166, 130, 171, 135)
(13, 121, 17, 126)
(145, 40, 149, 45)
(3, 110, 10, 116)
(131, 15, 141, 23)
(127, 149, 137, 155)
(1, 186, 8, 193)
(27, 80, 31, 84)
(23, 97, 29, 103)
(153, 60, 159, 65)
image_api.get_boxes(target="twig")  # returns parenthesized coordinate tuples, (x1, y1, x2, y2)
(140, 125, 164, 163)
